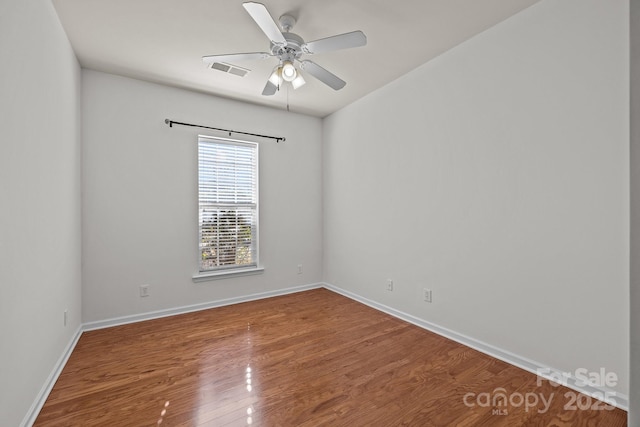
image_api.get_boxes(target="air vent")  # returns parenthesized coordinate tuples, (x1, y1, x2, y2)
(209, 62, 250, 77)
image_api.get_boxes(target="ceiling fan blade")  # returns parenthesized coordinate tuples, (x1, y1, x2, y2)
(303, 31, 367, 55)
(202, 52, 271, 64)
(299, 60, 346, 90)
(262, 80, 278, 96)
(243, 2, 286, 45)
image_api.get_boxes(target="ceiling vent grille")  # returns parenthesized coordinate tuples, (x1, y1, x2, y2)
(209, 62, 250, 77)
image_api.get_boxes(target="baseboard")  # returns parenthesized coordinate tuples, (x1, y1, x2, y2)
(21, 325, 83, 427)
(322, 282, 629, 411)
(83, 283, 323, 331)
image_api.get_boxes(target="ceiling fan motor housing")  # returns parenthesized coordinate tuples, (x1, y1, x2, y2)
(271, 32, 304, 63)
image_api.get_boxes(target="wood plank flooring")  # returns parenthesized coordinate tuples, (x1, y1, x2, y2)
(35, 288, 627, 426)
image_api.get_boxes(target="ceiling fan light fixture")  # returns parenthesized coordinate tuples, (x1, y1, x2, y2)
(291, 73, 306, 90)
(268, 67, 282, 86)
(281, 60, 297, 82)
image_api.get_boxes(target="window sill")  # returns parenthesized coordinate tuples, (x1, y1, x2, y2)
(192, 267, 265, 282)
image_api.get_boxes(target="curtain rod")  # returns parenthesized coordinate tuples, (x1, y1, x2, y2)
(164, 119, 286, 142)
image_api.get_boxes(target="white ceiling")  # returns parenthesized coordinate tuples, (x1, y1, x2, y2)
(52, 0, 541, 118)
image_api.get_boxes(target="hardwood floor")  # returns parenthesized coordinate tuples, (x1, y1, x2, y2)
(35, 288, 627, 426)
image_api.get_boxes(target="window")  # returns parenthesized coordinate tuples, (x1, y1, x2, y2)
(197, 136, 259, 275)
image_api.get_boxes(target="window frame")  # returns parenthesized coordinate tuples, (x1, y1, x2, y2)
(192, 134, 263, 282)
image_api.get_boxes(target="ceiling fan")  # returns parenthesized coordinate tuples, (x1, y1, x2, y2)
(202, 2, 367, 96)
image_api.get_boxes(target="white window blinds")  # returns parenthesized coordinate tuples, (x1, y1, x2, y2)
(198, 136, 258, 272)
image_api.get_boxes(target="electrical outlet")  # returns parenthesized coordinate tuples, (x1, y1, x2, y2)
(64, 309, 68, 327)
(423, 288, 432, 303)
(387, 279, 394, 291)
(297, 264, 303, 274)
(140, 284, 150, 297)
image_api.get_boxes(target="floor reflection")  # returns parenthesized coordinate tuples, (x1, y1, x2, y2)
(246, 322, 255, 425)
(194, 321, 259, 425)
(156, 400, 170, 425)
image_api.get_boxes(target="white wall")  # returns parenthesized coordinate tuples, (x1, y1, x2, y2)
(324, 0, 629, 397)
(81, 70, 322, 322)
(630, 0, 639, 423)
(0, 1, 82, 426)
